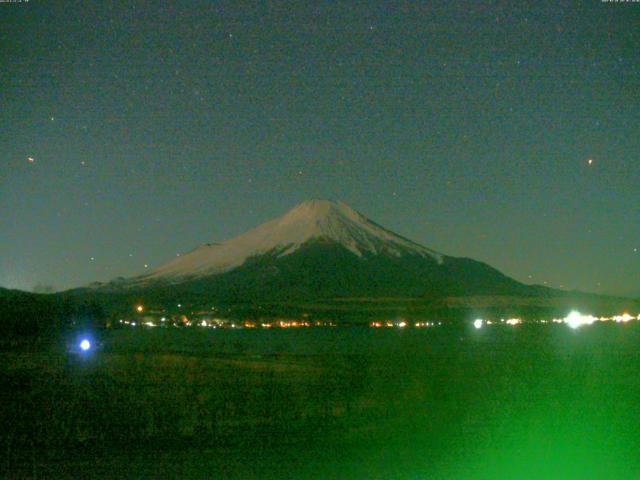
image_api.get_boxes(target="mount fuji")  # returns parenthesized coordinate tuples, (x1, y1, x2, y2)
(96, 199, 540, 302)
(138, 199, 444, 283)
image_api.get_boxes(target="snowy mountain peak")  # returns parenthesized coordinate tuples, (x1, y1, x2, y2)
(133, 200, 443, 283)
(269, 199, 373, 238)
(281, 199, 362, 222)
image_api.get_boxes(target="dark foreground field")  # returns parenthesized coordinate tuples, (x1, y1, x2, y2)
(2, 324, 640, 479)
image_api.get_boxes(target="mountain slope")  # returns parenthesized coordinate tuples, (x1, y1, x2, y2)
(91, 199, 541, 301)
(149, 238, 537, 302)
(135, 199, 443, 284)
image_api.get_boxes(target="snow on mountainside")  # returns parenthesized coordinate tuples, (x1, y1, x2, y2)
(133, 200, 443, 284)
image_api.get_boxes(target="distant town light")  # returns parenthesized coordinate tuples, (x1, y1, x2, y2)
(473, 319, 483, 329)
(564, 310, 596, 329)
(565, 311, 583, 329)
(613, 313, 633, 323)
(80, 339, 91, 351)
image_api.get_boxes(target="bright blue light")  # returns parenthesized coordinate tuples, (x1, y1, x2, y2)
(80, 339, 91, 351)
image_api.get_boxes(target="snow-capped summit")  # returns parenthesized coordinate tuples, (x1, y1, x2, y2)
(135, 199, 443, 284)
(93, 198, 534, 301)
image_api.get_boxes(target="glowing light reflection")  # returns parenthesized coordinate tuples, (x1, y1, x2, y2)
(564, 311, 596, 329)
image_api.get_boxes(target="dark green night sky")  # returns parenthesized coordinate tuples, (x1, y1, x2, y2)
(1, 0, 638, 296)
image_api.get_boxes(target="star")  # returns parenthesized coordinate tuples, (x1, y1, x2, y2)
(588, 158, 593, 165)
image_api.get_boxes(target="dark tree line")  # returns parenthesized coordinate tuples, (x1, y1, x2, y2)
(0, 289, 106, 347)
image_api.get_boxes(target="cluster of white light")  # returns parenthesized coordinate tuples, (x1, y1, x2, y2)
(553, 311, 639, 329)
(370, 320, 438, 328)
(414, 322, 437, 328)
(474, 318, 521, 328)
(563, 311, 597, 329)
(612, 313, 635, 323)
(473, 312, 639, 330)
